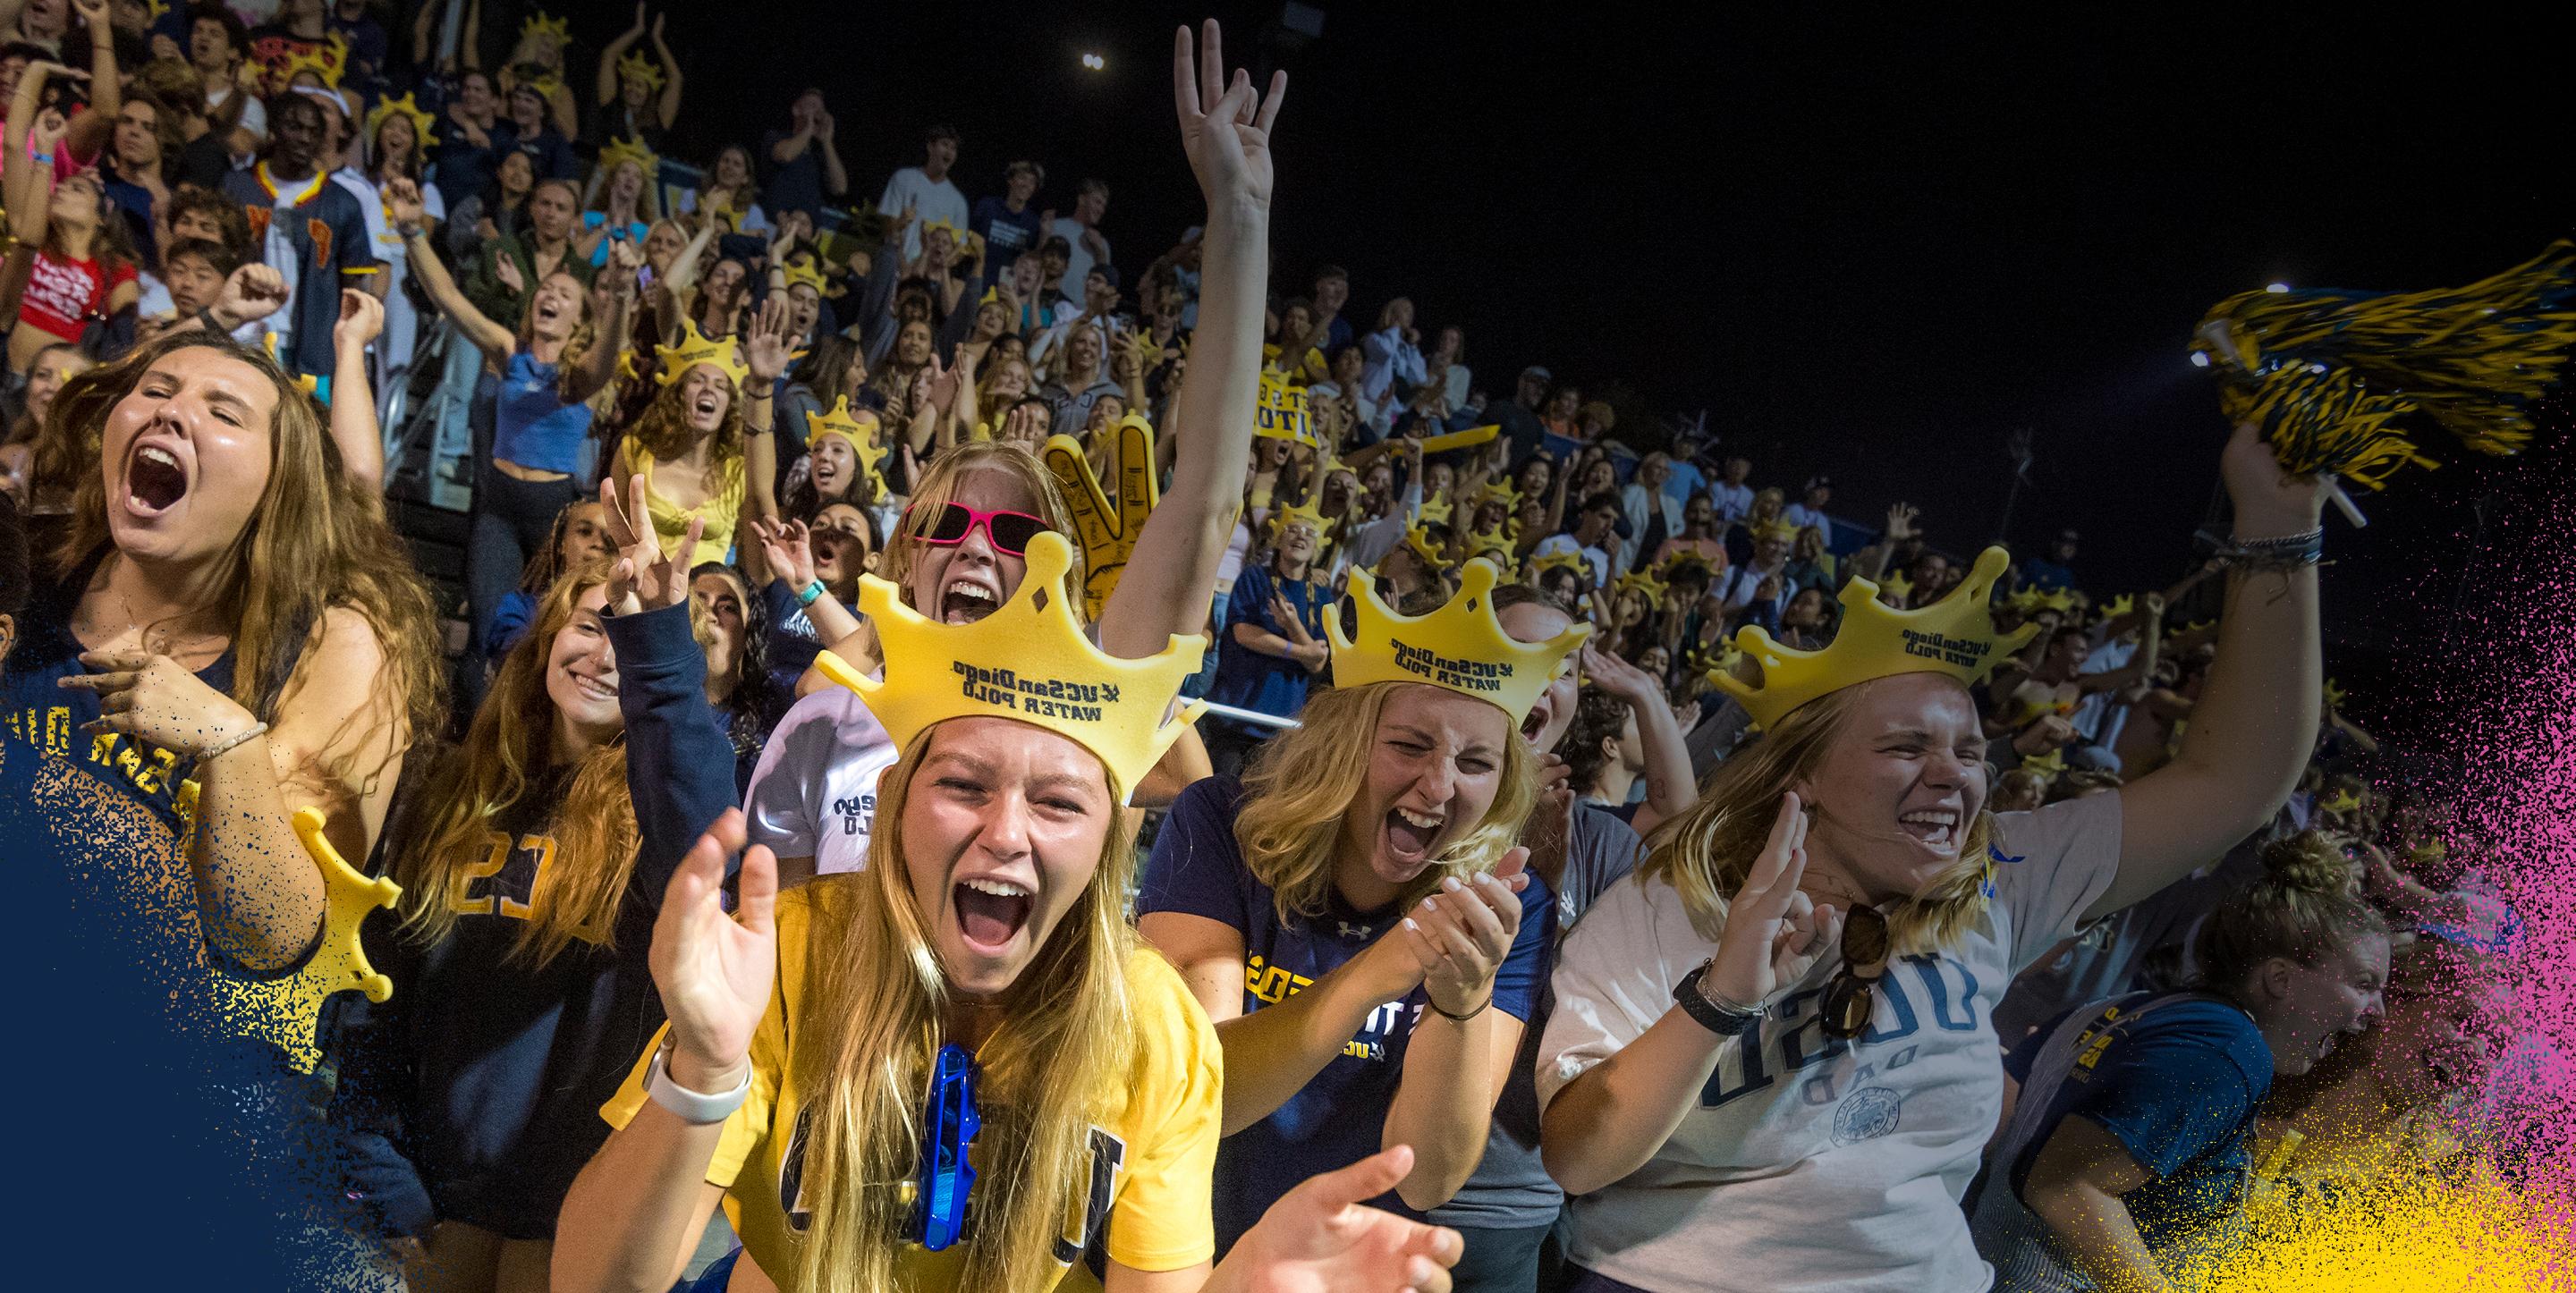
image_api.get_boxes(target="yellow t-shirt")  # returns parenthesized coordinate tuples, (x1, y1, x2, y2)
(600, 885, 1221, 1290)
(623, 434, 745, 569)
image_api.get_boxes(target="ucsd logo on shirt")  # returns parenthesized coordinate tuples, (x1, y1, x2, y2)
(1699, 951, 1993, 1149)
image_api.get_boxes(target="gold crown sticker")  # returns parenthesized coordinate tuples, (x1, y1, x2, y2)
(1328, 558, 1589, 723)
(1717, 545, 2038, 729)
(815, 532, 1206, 804)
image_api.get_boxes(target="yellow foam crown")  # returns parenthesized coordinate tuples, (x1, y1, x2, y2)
(778, 253, 831, 297)
(807, 396, 887, 476)
(1400, 524, 1447, 570)
(1613, 570, 1667, 603)
(616, 47, 666, 93)
(521, 10, 572, 43)
(1270, 497, 1329, 542)
(1530, 548, 1589, 581)
(814, 532, 1205, 804)
(656, 317, 748, 387)
(597, 135, 660, 183)
(1328, 558, 1589, 723)
(210, 807, 398, 1074)
(1716, 545, 2038, 729)
(365, 91, 436, 148)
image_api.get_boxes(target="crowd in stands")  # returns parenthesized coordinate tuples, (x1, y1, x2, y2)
(0, 4, 2528, 1293)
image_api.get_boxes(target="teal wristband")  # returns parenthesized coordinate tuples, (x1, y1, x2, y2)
(796, 579, 828, 607)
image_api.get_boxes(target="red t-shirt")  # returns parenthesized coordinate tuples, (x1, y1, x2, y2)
(19, 251, 135, 341)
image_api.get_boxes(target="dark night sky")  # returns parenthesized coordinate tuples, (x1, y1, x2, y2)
(536, 1, 2567, 639)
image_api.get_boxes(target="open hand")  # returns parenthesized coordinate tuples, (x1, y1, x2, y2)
(60, 649, 261, 758)
(1216, 1145, 1464, 1293)
(749, 517, 818, 589)
(744, 294, 793, 383)
(649, 808, 778, 1088)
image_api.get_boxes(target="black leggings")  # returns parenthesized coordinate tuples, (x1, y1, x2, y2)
(467, 464, 582, 660)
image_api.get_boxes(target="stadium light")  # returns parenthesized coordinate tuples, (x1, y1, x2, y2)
(1080, 52, 1105, 70)
(2265, 282, 2291, 293)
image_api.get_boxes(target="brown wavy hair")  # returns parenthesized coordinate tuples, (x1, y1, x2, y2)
(623, 365, 746, 477)
(392, 562, 640, 966)
(50, 334, 445, 788)
(792, 731, 1140, 1293)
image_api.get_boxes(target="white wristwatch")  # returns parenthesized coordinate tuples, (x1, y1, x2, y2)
(646, 1036, 752, 1125)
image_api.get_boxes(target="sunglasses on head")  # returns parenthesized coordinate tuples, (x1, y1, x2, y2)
(1818, 905, 1892, 1041)
(903, 501, 1049, 555)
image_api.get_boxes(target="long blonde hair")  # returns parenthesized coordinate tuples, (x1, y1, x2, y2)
(878, 442, 1087, 613)
(1234, 680, 1538, 926)
(392, 564, 640, 966)
(791, 730, 1140, 1293)
(1640, 678, 1998, 955)
(52, 334, 445, 791)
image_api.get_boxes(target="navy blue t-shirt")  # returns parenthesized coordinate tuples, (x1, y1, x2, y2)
(2003, 993, 2274, 1257)
(970, 195, 1046, 274)
(1138, 774, 1554, 1253)
(1208, 562, 1326, 735)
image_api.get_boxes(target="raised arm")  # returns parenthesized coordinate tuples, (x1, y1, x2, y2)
(1543, 793, 1839, 1196)
(569, 240, 644, 403)
(64, 0, 119, 165)
(595, 4, 644, 107)
(328, 291, 386, 491)
(389, 179, 515, 359)
(1581, 642, 1695, 835)
(2095, 423, 2324, 921)
(1095, 22, 1284, 661)
(650, 17, 683, 128)
(553, 813, 764, 1293)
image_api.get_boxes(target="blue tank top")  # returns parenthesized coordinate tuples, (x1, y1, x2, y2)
(492, 351, 593, 475)
(0, 554, 239, 838)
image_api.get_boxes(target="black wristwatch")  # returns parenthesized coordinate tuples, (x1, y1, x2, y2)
(1674, 959, 1766, 1037)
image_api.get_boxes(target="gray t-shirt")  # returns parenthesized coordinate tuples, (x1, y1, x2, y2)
(1429, 803, 1645, 1231)
(1536, 794, 2123, 1292)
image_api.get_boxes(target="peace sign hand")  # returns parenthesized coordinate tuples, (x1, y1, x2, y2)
(1702, 792, 1843, 1008)
(600, 473, 703, 615)
(1041, 418, 1159, 617)
(1173, 20, 1287, 209)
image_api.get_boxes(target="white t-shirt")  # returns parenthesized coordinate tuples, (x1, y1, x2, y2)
(1052, 216, 1110, 312)
(877, 166, 969, 264)
(1709, 480, 1756, 528)
(1536, 792, 2123, 1293)
(741, 685, 899, 876)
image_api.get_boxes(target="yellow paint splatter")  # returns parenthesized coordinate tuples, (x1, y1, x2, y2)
(2209, 1167, 2576, 1291)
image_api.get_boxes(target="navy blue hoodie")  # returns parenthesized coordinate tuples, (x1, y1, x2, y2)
(329, 601, 740, 1238)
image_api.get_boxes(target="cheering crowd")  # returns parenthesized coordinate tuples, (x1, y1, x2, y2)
(0, 4, 2529, 1293)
